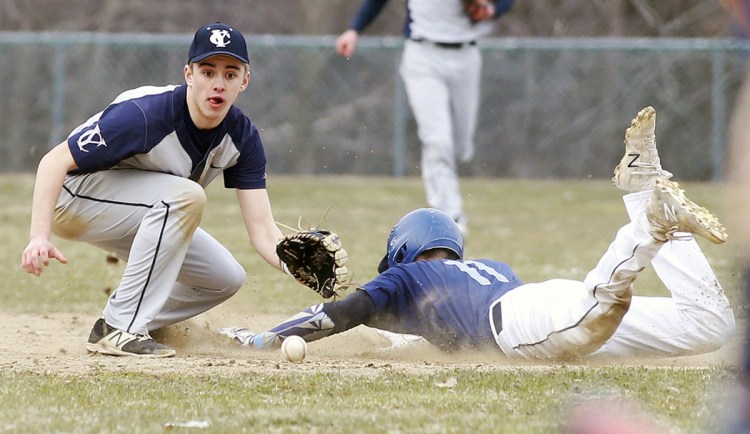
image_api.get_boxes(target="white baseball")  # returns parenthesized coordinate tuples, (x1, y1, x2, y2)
(281, 335, 307, 363)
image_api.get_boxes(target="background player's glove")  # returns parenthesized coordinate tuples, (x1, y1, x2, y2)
(462, 0, 495, 22)
(276, 229, 348, 299)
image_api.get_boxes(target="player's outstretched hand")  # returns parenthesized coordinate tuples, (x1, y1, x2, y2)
(219, 326, 258, 346)
(22, 237, 68, 276)
(218, 327, 278, 349)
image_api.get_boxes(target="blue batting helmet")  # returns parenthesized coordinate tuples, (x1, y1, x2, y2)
(377, 208, 464, 273)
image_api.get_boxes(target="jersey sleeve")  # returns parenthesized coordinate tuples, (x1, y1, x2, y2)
(493, 0, 514, 18)
(360, 269, 410, 313)
(349, 0, 390, 32)
(67, 101, 148, 173)
(223, 116, 267, 190)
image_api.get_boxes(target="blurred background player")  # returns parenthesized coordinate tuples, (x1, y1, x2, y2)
(335, 0, 515, 235)
(726, 1, 750, 426)
(21, 23, 295, 358)
(723, 0, 750, 38)
(220, 107, 734, 359)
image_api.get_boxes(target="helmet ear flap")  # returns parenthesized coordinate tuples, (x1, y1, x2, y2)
(393, 244, 407, 265)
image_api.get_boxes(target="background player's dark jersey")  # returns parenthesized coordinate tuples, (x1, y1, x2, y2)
(361, 259, 522, 351)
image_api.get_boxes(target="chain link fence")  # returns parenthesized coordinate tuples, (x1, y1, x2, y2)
(2, 32, 749, 180)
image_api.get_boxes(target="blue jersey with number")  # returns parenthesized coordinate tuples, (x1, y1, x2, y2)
(361, 259, 522, 351)
(66, 84, 267, 190)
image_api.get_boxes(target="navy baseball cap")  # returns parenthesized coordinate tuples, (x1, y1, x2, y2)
(188, 22, 249, 64)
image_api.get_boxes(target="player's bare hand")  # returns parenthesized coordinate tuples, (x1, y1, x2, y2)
(335, 30, 359, 58)
(22, 238, 68, 276)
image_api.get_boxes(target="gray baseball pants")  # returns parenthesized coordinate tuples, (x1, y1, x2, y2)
(399, 39, 481, 224)
(53, 170, 245, 336)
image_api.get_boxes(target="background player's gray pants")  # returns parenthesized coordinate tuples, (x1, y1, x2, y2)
(54, 170, 246, 335)
(399, 40, 481, 224)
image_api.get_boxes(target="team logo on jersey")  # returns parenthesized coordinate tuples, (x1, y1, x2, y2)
(209, 29, 232, 48)
(76, 124, 107, 153)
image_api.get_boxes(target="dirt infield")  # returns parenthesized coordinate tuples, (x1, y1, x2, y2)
(0, 306, 743, 377)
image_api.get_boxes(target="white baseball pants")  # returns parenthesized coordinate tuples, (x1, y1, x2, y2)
(592, 191, 735, 357)
(491, 191, 734, 359)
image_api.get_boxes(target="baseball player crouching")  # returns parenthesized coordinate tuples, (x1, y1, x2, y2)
(22, 23, 297, 358)
(220, 107, 735, 360)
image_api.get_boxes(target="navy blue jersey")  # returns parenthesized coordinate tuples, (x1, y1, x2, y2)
(361, 258, 522, 351)
(66, 84, 267, 190)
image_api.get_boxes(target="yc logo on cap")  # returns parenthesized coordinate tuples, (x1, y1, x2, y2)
(209, 30, 231, 48)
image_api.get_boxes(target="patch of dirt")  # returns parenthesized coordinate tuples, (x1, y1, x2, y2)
(0, 305, 742, 377)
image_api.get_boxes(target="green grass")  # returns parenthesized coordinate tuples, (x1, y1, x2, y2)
(0, 174, 743, 433)
(3, 174, 741, 312)
(0, 367, 737, 433)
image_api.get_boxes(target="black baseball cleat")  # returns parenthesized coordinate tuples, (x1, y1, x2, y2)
(86, 318, 176, 358)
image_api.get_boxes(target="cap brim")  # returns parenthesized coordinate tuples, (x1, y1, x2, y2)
(189, 51, 248, 64)
(377, 254, 389, 274)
